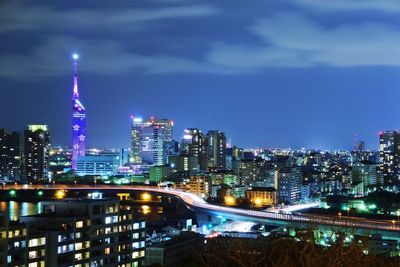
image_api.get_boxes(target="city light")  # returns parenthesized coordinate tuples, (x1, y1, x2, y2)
(37, 190, 44, 197)
(254, 198, 263, 206)
(141, 205, 150, 215)
(9, 190, 16, 197)
(224, 196, 236, 206)
(141, 193, 151, 201)
(183, 134, 192, 140)
(56, 190, 66, 199)
(133, 117, 143, 123)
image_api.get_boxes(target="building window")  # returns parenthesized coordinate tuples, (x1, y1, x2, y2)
(75, 253, 83, 261)
(29, 237, 45, 247)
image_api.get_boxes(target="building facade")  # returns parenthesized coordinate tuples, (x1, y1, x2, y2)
(379, 131, 400, 184)
(0, 129, 21, 182)
(131, 117, 173, 166)
(245, 187, 277, 206)
(76, 154, 120, 176)
(277, 167, 302, 205)
(182, 128, 208, 171)
(19, 198, 146, 267)
(23, 125, 51, 182)
(207, 130, 227, 170)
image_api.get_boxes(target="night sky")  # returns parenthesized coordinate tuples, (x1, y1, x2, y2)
(1, 0, 400, 150)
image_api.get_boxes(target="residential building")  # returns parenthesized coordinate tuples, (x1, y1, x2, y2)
(149, 165, 171, 183)
(23, 125, 51, 182)
(379, 131, 400, 184)
(277, 167, 301, 205)
(145, 232, 204, 267)
(0, 129, 21, 182)
(20, 198, 146, 267)
(188, 175, 211, 197)
(207, 130, 226, 169)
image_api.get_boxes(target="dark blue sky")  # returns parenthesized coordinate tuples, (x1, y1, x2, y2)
(1, 0, 400, 150)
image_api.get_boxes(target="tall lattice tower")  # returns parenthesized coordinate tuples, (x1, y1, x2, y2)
(71, 54, 86, 170)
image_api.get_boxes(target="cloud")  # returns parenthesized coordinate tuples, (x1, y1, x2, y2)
(291, 0, 400, 13)
(0, 2, 218, 33)
(207, 13, 400, 68)
(0, 35, 233, 80)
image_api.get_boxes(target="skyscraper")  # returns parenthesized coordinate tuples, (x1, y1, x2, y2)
(207, 130, 227, 169)
(131, 117, 173, 166)
(71, 54, 86, 170)
(379, 131, 400, 184)
(182, 128, 208, 171)
(277, 167, 302, 205)
(0, 129, 21, 182)
(23, 125, 51, 182)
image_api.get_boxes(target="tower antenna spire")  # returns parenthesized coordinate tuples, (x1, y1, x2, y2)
(72, 53, 79, 99)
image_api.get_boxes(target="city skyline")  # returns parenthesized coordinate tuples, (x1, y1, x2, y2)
(1, 1, 400, 150)
(1, 2, 400, 265)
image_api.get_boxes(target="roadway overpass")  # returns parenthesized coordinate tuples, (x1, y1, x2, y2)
(2, 184, 400, 237)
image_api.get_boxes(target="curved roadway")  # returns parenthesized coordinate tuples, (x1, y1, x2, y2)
(3, 184, 400, 233)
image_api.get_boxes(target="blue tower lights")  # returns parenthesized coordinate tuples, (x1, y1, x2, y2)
(71, 53, 87, 170)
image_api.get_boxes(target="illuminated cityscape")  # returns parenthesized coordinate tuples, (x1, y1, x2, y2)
(1, 1, 400, 266)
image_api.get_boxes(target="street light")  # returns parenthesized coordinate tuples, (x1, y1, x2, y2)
(254, 198, 263, 207)
(56, 190, 65, 199)
(141, 193, 151, 201)
(224, 196, 236, 206)
(338, 212, 342, 220)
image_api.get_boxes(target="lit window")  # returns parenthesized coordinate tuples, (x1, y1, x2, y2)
(75, 243, 83, 250)
(29, 251, 38, 259)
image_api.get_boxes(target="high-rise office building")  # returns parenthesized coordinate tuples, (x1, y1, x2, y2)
(277, 167, 302, 205)
(23, 125, 51, 182)
(207, 130, 227, 170)
(379, 131, 400, 184)
(71, 54, 87, 170)
(0, 129, 21, 182)
(130, 117, 143, 164)
(182, 128, 208, 171)
(130, 117, 173, 166)
(239, 158, 268, 186)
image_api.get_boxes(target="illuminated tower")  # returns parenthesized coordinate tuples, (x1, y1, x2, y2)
(71, 54, 86, 170)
